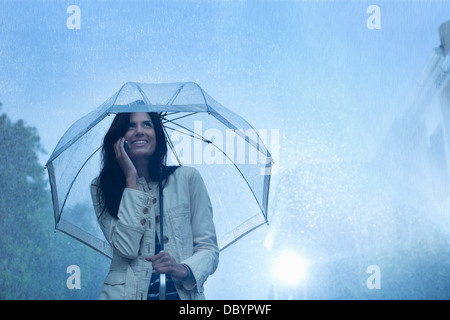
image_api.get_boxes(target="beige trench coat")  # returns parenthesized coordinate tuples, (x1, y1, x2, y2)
(91, 166, 219, 300)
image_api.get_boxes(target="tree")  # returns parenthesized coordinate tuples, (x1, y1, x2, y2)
(0, 108, 109, 299)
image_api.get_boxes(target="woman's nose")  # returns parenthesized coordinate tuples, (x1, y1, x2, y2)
(135, 125, 144, 135)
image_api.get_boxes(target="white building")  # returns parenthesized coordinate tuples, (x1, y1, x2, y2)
(380, 21, 450, 207)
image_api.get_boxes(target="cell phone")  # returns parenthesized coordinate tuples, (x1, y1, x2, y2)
(124, 140, 128, 154)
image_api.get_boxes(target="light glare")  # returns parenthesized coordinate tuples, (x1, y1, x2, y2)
(273, 252, 307, 285)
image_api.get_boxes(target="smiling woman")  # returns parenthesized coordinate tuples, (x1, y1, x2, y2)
(98, 112, 170, 210)
(91, 110, 219, 300)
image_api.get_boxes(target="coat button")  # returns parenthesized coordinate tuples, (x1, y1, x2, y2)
(152, 198, 157, 204)
(140, 218, 146, 226)
(163, 236, 169, 244)
(155, 215, 160, 223)
(143, 207, 149, 214)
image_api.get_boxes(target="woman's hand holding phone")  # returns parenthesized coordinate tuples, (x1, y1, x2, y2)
(114, 137, 137, 189)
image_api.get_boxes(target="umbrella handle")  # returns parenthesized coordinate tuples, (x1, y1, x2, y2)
(159, 251, 166, 300)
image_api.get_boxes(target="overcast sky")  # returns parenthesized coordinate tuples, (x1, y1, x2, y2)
(1, 0, 448, 169)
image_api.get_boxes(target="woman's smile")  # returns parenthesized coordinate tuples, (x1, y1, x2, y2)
(131, 139, 149, 146)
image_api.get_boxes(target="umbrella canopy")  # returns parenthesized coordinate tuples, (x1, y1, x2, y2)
(46, 82, 273, 258)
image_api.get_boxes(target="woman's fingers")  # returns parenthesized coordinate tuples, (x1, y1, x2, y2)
(114, 137, 125, 159)
(145, 252, 189, 279)
(114, 137, 137, 183)
(146, 252, 174, 273)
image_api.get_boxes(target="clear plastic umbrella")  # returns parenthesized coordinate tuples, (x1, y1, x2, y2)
(45, 82, 273, 260)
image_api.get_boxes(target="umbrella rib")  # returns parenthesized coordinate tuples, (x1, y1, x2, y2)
(136, 84, 152, 105)
(163, 125, 182, 166)
(162, 111, 179, 117)
(192, 82, 210, 110)
(164, 123, 266, 216)
(164, 122, 210, 143)
(162, 112, 198, 123)
(58, 145, 102, 223)
(166, 84, 185, 105)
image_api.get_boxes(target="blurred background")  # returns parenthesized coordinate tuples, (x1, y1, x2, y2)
(1, 0, 450, 299)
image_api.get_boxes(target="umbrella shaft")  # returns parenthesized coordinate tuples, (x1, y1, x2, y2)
(159, 171, 166, 300)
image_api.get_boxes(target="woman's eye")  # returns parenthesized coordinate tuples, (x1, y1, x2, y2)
(127, 121, 152, 130)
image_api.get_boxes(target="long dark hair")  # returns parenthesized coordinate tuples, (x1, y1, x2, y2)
(97, 111, 178, 218)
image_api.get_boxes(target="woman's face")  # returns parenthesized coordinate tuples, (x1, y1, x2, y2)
(124, 112, 157, 160)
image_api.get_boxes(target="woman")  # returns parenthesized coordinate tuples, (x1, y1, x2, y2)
(90, 111, 219, 300)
